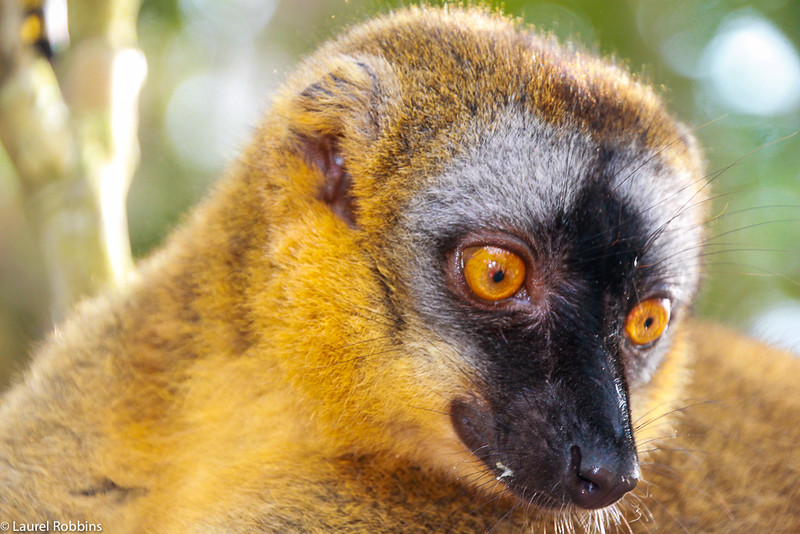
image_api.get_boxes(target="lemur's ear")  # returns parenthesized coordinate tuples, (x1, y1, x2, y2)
(288, 55, 399, 228)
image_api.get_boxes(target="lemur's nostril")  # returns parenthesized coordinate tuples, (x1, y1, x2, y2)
(567, 445, 638, 509)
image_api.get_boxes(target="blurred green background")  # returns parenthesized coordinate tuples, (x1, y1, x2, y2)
(1, 0, 799, 388)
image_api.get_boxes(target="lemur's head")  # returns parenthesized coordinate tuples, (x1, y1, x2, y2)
(258, 6, 705, 515)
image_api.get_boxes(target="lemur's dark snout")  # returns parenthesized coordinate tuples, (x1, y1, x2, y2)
(567, 445, 638, 509)
(450, 376, 640, 511)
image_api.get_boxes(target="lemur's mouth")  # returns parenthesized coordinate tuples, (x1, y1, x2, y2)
(449, 397, 639, 510)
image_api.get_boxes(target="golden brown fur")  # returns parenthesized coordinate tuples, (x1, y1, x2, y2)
(644, 322, 800, 532)
(1, 6, 798, 533)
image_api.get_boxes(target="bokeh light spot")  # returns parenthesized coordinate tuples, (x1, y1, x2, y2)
(165, 71, 258, 171)
(179, 0, 278, 41)
(751, 301, 800, 356)
(701, 13, 800, 116)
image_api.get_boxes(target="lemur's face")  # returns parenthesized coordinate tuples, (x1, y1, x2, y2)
(291, 10, 705, 515)
(395, 111, 704, 510)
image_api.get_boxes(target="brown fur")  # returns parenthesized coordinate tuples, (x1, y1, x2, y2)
(1, 6, 798, 533)
(644, 322, 800, 532)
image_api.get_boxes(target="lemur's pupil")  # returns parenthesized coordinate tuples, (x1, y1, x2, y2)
(492, 271, 505, 283)
(644, 317, 654, 329)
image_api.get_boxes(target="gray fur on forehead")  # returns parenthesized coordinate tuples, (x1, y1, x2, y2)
(401, 108, 699, 250)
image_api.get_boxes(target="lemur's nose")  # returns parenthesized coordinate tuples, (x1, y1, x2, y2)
(566, 445, 638, 509)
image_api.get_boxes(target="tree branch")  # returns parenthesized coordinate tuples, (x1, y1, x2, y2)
(0, 0, 144, 320)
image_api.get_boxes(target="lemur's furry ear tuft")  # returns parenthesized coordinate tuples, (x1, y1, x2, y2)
(288, 55, 399, 228)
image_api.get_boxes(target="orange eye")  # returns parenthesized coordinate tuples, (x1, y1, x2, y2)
(625, 298, 671, 346)
(462, 246, 526, 301)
